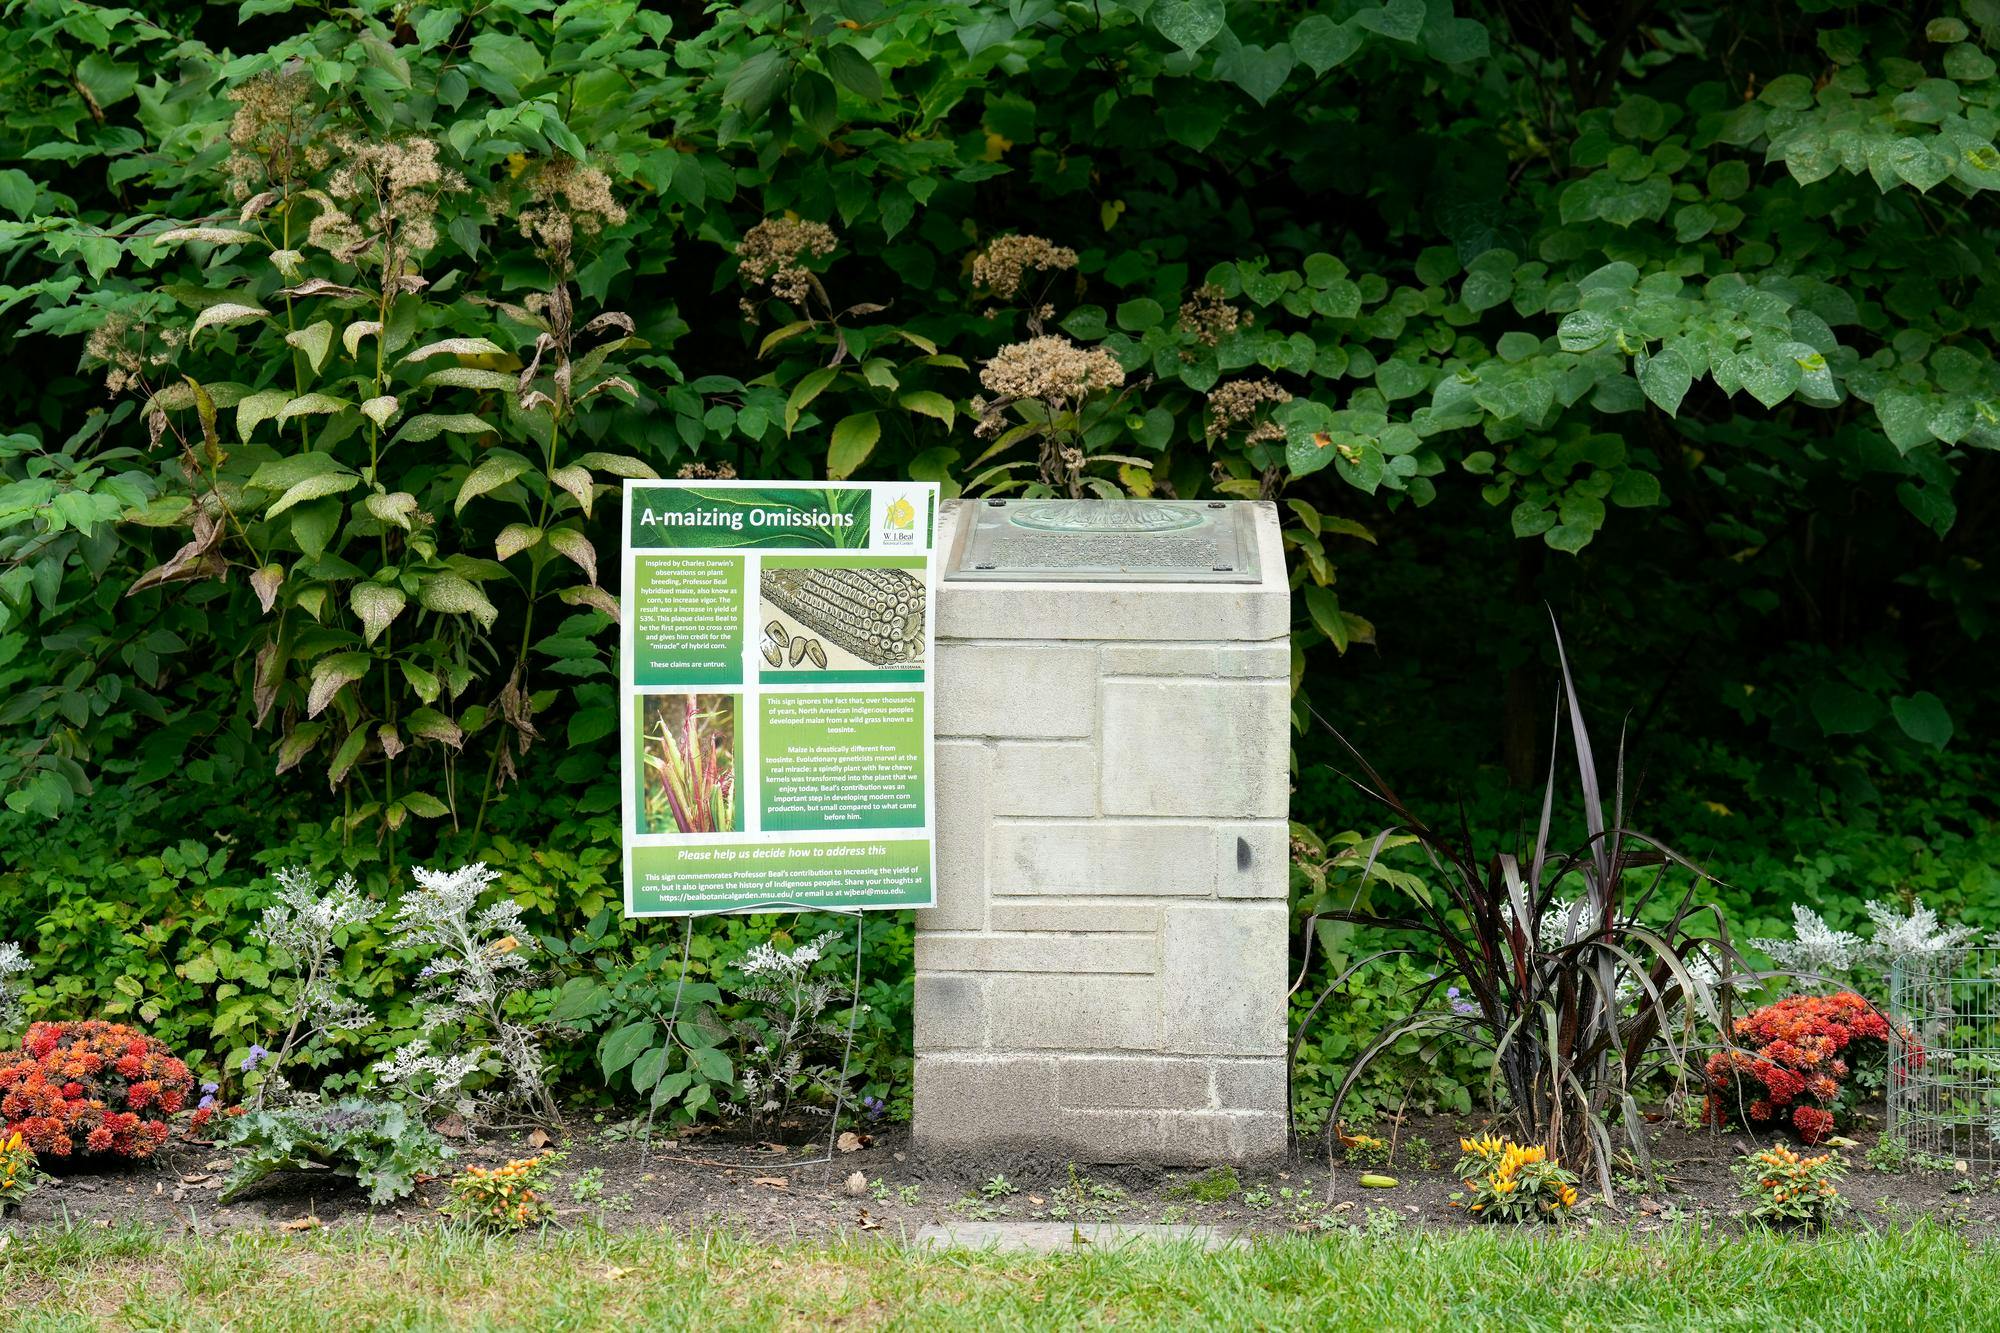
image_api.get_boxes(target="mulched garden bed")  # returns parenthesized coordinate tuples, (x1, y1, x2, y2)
(4, 1110, 1985, 1241)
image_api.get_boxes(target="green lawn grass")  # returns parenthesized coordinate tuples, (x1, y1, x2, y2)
(3, 1218, 1987, 1331)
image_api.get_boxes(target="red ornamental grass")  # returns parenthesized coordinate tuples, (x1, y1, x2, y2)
(0, 1021, 194, 1161)
(1702, 993, 1912, 1145)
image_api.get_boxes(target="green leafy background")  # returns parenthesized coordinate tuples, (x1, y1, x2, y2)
(1, 0, 1997, 1122)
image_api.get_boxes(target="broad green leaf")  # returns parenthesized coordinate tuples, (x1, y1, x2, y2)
(574, 452, 658, 479)
(350, 583, 407, 646)
(307, 652, 372, 718)
(1151, 0, 1226, 55)
(236, 389, 291, 443)
(824, 44, 883, 100)
(402, 336, 507, 362)
(496, 523, 543, 561)
(545, 528, 598, 583)
(192, 302, 267, 339)
(396, 413, 492, 443)
(785, 366, 840, 432)
(285, 320, 335, 372)
(1293, 15, 1361, 74)
(1892, 692, 1953, 749)
(277, 393, 350, 423)
(828, 412, 880, 479)
(418, 572, 498, 629)
(1639, 348, 1692, 416)
(361, 395, 400, 429)
(366, 491, 418, 529)
(1303, 585, 1348, 651)
(900, 390, 955, 431)
(267, 470, 357, 518)
(455, 453, 530, 512)
(1355, 0, 1425, 42)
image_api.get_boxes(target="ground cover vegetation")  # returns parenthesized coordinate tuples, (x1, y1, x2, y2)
(0, 0, 1997, 1190)
(7, 1215, 2000, 1329)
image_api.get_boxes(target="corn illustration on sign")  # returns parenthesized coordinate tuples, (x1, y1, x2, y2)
(619, 480, 940, 916)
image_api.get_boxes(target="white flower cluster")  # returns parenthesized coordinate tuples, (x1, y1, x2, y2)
(0, 940, 31, 1033)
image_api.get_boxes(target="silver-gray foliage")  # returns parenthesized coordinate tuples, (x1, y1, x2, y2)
(1753, 897, 1975, 990)
(0, 940, 31, 1034)
(387, 862, 558, 1123)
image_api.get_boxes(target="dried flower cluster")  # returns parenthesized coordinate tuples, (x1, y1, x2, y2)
(83, 314, 182, 395)
(518, 156, 628, 265)
(1177, 283, 1249, 345)
(737, 217, 839, 305)
(676, 461, 739, 480)
(0, 1021, 195, 1159)
(1205, 378, 1292, 444)
(973, 335, 1125, 438)
(305, 136, 467, 270)
(222, 68, 323, 200)
(971, 234, 1078, 300)
(1702, 992, 1907, 1144)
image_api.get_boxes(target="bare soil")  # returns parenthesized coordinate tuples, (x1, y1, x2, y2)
(4, 1110, 1985, 1241)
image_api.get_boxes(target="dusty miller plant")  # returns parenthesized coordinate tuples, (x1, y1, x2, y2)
(721, 931, 859, 1136)
(1752, 897, 1978, 993)
(245, 865, 381, 1106)
(0, 941, 31, 1036)
(382, 862, 558, 1125)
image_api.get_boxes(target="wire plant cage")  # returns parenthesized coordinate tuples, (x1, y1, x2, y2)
(1888, 946, 2000, 1169)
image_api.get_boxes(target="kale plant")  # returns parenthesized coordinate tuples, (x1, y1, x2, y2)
(220, 1098, 450, 1206)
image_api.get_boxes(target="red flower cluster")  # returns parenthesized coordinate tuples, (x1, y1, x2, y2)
(0, 1021, 195, 1160)
(1702, 993, 1909, 1145)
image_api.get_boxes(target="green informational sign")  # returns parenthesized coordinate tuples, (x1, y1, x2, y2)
(620, 480, 939, 916)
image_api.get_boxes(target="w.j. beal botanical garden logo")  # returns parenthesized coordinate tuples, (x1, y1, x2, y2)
(879, 493, 918, 546)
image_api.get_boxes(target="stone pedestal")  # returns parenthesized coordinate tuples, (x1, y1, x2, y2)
(912, 500, 1291, 1164)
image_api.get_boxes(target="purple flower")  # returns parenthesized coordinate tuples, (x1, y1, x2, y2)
(198, 1094, 215, 1111)
(200, 1082, 219, 1096)
(861, 1095, 885, 1121)
(1447, 986, 1478, 1017)
(240, 1044, 268, 1072)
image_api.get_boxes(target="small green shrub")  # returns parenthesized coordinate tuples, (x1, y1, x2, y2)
(1736, 1145, 1846, 1228)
